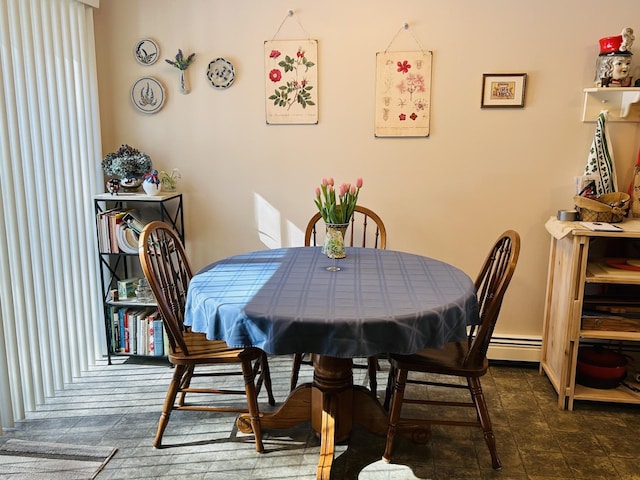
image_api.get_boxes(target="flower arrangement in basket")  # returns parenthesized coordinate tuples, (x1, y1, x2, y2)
(574, 192, 630, 222)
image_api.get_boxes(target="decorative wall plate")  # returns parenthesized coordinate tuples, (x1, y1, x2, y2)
(206, 58, 235, 89)
(130, 77, 165, 114)
(134, 38, 159, 65)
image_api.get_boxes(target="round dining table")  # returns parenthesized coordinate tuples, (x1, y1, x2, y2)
(184, 246, 479, 479)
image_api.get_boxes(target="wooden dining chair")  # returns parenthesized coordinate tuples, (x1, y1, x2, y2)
(382, 230, 520, 470)
(139, 221, 276, 452)
(290, 206, 387, 394)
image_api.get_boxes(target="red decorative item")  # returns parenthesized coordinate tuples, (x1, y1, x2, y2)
(576, 346, 629, 389)
(599, 36, 624, 55)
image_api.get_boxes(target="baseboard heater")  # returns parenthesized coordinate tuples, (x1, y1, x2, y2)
(487, 335, 542, 363)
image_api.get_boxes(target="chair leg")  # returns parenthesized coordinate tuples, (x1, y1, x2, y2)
(367, 356, 378, 394)
(154, 364, 187, 448)
(383, 364, 396, 410)
(468, 377, 502, 470)
(241, 358, 264, 453)
(259, 352, 276, 406)
(177, 364, 194, 406)
(382, 367, 408, 463)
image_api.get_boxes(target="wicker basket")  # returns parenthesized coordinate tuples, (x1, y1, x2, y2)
(574, 192, 630, 223)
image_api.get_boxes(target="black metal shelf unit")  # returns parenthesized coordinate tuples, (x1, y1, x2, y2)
(93, 192, 184, 364)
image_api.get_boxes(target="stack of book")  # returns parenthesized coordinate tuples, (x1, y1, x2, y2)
(96, 209, 145, 253)
(109, 306, 168, 356)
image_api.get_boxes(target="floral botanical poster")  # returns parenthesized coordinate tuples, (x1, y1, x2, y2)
(265, 39, 318, 125)
(374, 51, 432, 137)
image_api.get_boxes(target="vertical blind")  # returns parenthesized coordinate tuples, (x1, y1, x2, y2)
(0, 0, 103, 432)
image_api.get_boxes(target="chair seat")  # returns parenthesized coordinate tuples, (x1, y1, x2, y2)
(169, 332, 261, 365)
(389, 342, 488, 378)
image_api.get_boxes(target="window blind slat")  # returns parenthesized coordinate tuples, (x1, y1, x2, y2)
(0, 0, 103, 428)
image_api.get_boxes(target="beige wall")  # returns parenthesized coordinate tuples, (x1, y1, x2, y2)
(93, 0, 640, 354)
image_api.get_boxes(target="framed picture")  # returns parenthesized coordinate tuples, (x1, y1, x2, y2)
(374, 50, 432, 137)
(481, 73, 527, 108)
(264, 39, 318, 125)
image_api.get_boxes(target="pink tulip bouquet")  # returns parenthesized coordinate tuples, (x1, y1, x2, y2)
(314, 177, 363, 224)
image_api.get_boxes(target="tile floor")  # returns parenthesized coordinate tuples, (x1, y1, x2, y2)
(1, 355, 640, 479)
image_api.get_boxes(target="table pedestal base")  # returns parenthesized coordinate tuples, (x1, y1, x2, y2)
(237, 355, 388, 480)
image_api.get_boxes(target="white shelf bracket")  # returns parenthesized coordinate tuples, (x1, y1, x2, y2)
(620, 90, 640, 118)
(582, 87, 640, 122)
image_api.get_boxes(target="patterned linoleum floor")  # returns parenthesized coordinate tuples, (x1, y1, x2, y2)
(1, 355, 640, 480)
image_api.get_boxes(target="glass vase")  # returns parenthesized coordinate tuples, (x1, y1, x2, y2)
(179, 70, 190, 94)
(323, 223, 348, 259)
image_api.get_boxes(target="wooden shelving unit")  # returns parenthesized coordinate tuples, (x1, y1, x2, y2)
(540, 217, 640, 410)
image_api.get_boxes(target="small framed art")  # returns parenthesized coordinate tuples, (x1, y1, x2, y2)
(481, 73, 527, 108)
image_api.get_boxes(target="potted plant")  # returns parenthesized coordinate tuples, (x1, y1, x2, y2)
(101, 144, 152, 190)
(159, 168, 182, 191)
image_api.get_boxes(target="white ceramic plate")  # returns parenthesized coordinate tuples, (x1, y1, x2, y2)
(206, 58, 235, 89)
(130, 77, 165, 114)
(134, 38, 159, 65)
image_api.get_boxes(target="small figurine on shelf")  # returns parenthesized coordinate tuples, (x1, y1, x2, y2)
(595, 27, 635, 87)
(106, 178, 120, 195)
(142, 169, 162, 196)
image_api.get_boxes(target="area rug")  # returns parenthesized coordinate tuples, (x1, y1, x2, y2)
(0, 439, 117, 479)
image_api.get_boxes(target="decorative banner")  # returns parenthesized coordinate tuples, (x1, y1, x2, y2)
(264, 39, 318, 125)
(374, 50, 432, 137)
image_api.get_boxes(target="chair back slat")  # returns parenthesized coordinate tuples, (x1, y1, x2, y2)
(139, 221, 193, 356)
(304, 205, 387, 249)
(465, 230, 520, 368)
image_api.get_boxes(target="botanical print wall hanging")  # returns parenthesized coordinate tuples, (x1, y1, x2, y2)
(374, 50, 432, 137)
(264, 39, 318, 125)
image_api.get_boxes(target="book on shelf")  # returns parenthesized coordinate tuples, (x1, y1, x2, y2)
(110, 306, 121, 352)
(148, 310, 163, 356)
(136, 309, 147, 355)
(96, 208, 133, 253)
(162, 322, 169, 356)
(118, 308, 126, 352)
(121, 211, 147, 236)
(97, 208, 119, 253)
(109, 306, 164, 356)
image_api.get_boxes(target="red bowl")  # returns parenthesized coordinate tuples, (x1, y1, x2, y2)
(576, 347, 628, 389)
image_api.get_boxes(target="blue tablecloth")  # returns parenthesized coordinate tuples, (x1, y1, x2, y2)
(184, 247, 479, 358)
